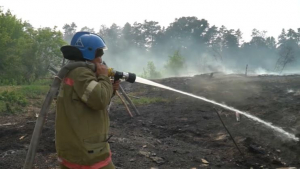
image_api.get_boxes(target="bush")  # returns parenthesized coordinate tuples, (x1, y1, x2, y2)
(142, 61, 162, 79)
(0, 85, 49, 115)
(0, 91, 28, 114)
(164, 50, 186, 76)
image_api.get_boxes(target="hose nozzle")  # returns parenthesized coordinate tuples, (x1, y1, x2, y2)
(108, 68, 136, 83)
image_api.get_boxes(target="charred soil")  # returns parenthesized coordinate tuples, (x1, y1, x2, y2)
(1, 74, 300, 169)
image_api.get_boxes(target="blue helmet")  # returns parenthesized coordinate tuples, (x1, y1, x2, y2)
(70, 32, 107, 60)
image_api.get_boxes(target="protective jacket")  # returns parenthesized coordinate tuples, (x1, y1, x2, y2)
(55, 65, 114, 168)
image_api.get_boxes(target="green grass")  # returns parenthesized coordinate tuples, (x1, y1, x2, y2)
(17, 85, 49, 99)
(0, 85, 50, 115)
(132, 97, 169, 105)
(0, 102, 5, 113)
(0, 90, 28, 114)
(115, 95, 169, 105)
(31, 79, 53, 85)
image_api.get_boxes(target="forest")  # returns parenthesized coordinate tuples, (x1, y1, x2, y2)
(1, 8, 300, 84)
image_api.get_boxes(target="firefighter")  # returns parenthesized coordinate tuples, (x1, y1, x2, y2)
(56, 32, 119, 169)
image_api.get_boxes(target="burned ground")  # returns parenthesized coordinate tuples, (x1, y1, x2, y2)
(1, 74, 300, 169)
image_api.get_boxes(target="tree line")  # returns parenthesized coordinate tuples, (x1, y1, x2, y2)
(63, 18, 300, 78)
(0, 9, 65, 84)
(1, 8, 299, 84)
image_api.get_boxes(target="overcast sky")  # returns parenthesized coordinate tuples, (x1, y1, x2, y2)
(1, 0, 299, 41)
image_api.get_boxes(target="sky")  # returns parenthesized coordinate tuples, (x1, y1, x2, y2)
(1, 0, 299, 42)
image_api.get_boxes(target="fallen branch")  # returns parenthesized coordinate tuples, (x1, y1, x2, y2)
(19, 134, 28, 140)
(0, 122, 17, 127)
(116, 91, 133, 117)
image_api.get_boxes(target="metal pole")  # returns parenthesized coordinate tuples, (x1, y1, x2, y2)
(213, 108, 243, 156)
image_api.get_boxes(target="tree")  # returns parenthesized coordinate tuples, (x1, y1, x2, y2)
(0, 9, 28, 84)
(214, 28, 240, 63)
(209, 26, 225, 61)
(250, 29, 268, 48)
(251, 29, 267, 38)
(122, 23, 134, 43)
(239, 29, 278, 70)
(0, 8, 66, 84)
(278, 29, 287, 44)
(223, 30, 239, 50)
(164, 50, 186, 76)
(142, 61, 161, 79)
(131, 22, 146, 48)
(31, 27, 66, 80)
(235, 29, 243, 45)
(62, 22, 77, 44)
(297, 28, 300, 45)
(164, 17, 209, 52)
(265, 37, 276, 49)
(275, 39, 298, 73)
(208, 26, 240, 62)
(142, 20, 161, 48)
(287, 29, 298, 40)
(80, 26, 95, 33)
(275, 28, 300, 73)
(98, 23, 122, 54)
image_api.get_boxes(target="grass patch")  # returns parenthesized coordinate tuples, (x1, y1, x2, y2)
(0, 85, 50, 115)
(0, 86, 22, 93)
(132, 97, 169, 105)
(0, 91, 28, 114)
(0, 101, 6, 113)
(115, 96, 169, 105)
(17, 85, 49, 99)
(128, 89, 147, 96)
(31, 79, 53, 85)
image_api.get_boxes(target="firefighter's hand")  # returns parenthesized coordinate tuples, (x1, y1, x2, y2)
(112, 80, 120, 91)
(95, 62, 108, 77)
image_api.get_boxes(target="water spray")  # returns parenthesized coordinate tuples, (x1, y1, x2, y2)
(135, 77, 299, 142)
